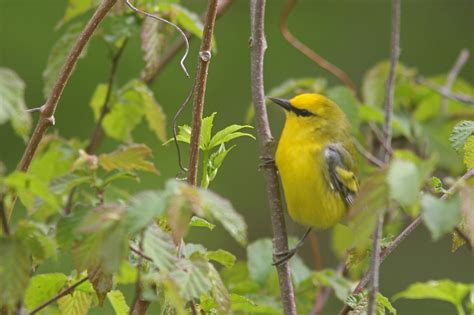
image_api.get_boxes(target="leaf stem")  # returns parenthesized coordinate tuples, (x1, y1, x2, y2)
(187, 0, 219, 186)
(29, 277, 89, 315)
(250, 1, 297, 314)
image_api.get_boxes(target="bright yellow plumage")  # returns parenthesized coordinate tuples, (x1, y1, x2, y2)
(273, 93, 358, 228)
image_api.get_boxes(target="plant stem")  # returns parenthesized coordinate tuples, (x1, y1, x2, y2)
(416, 77, 474, 106)
(250, 1, 297, 314)
(367, 1, 400, 313)
(440, 49, 469, 114)
(29, 277, 89, 314)
(130, 232, 150, 315)
(339, 167, 474, 315)
(187, 0, 219, 186)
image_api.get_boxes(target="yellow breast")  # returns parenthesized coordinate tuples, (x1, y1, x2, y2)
(275, 130, 346, 229)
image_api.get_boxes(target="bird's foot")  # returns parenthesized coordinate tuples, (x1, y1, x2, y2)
(272, 248, 298, 266)
(259, 156, 275, 170)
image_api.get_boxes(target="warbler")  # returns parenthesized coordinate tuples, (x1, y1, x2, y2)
(270, 93, 358, 264)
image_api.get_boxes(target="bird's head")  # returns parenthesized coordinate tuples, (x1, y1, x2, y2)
(270, 93, 349, 135)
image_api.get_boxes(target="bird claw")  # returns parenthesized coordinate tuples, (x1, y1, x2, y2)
(259, 157, 275, 170)
(272, 248, 297, 266)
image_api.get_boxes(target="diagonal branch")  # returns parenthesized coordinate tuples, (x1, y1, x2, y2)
(339, 167, 474, 315)
(440, 49, 470, 113)
(416, 77, 474, 106)
(279, 0, 356, 93)
(187, 0, 219, 186)
(250, 1, 296, 314)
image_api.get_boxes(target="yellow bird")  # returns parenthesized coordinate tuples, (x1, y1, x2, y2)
(270, 93, 358, 264)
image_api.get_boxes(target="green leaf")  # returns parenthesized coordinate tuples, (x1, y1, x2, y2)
(56, 206, 89, 249)
(58, 0, 98, 28)
(57, 291, 92, 315)
(89, 264, 113, 305)
(25, 273, 68, 312)
(387, 158, 420, 206)
(0, 68, 31, 140)
(313, 269, 352, 302)
(107, 290, 130, 315)
(207, 249, 236, 269)
(377, 293, 397, 315)
(247, 238, 273, 285)
(208, 263, 231, 313)
(362, 61, 417, 108)
(422, 194, 462, 241)
(115, 261, 138, 285)
(29, 139, 77, 182)
(326, 86, 360, 131)
(169, 257, 213, 301)
(199, 188, 247, 245)
(143, 225, 178, 272)
(0, 238, 32, 307)
(201, 112, 217, 149)
(394, 280, 470, 315)
(140, 16, 164, 83)
(230, 294, 281, 314)
(140, 83, 168, 143)
(209, 125, 255, 149)
(347, 292, 397, 315)
(125, 190, 167, 234)
(189, 216, 215, 230)
(450, 121, 474, 153)
(203, 144, 235, 188)
(463, 135, 474, 169)
(358, 105, 412, 139)
(15, 221, 57, 261)
(99, 144, 159, 175)
(43, 22, 87, 97)
(267, 77, 327, 99)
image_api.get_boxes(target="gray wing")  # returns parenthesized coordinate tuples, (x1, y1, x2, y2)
(323, 143, 358, 207)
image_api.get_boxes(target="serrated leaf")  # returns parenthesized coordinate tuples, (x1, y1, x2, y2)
(422, 194, 461, 241)
(201, 112, 217, 149)
(313, 269, 352, 302)
(169, 257, 212, 301)
(0, 68, 31, 140)
(57, 291, 92, 315)
(15, 221, 57, 261)
(247, 238, 273, 285)
(140, 17, 163, 83)
(125, 190, 167, 234)
(99, 144, 159, 175)
(207, 249, 236, 269)
(0, 238, 32, 307)
(208, 263, 231, 313)
(107, 290, 130, 315)
(58, 0, 98, 28)
(450, 121, 474, 153)
(89, 264, 113, 305)
(377, 293, 397, 315)
(199, 188, 247, 245)
(143, 225, 178, 272)
(463, 135, 474, 169)
(43, 22, 87, 97)
(25, 273, 68, 312)
(394, 280, 469, 315)
(56, 206, 89, 249)
(189, 216, 215, 230)
(459, 184, 474, 246)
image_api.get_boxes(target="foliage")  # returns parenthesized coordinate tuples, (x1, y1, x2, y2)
(0, 0, 473, 314)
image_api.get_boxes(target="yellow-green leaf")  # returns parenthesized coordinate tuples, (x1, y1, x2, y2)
(463, 135, 474, 169)
(99, 144, 159, 175)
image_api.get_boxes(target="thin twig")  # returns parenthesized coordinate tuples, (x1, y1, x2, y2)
(0, 198, 10, 235)
(187, 0, 219, 186)
(86, 39, 128, 153)
(4, 0, 117, 220)
(130, 233, 150, 315)
(124, 0, 190, 77)
(250, 1, 296, 314)
(440, 49, 470, 113)
(354, 139, 384, 168)
(29, 277, 89, 314)
(130, 245, 152, 261)
(339, 167, 474, 315)
(454, 227, 474, 252)
(144, 0, 234, 85)
(279, 0, 356, 93)
(416, 77, 474, 105)
(367, 0, 400, 313)
(25, 106, 44, 113)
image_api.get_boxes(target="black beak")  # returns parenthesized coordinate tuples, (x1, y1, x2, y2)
(269, 97, 292, 112)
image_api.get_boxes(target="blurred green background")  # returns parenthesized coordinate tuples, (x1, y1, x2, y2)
(1, 0, 473, 314)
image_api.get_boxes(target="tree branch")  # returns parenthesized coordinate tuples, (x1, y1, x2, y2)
(250, 1, 296, 314)
(130, 233, 150, 315)
(440, 49, 470, 113)
(29, 277, 89, 314)
(416, 76, 474, 106)
(339, 167, 474, 315)
(279, 0, 356, 93)
(367, 1, 400, 313)
(187, 0, 219, 186)
(144, 0, 234, 85)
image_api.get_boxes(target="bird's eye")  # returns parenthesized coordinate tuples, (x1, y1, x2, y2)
(297, 109, 313, 117)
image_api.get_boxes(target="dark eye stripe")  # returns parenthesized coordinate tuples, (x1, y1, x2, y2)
(292, 107, 315, 117)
